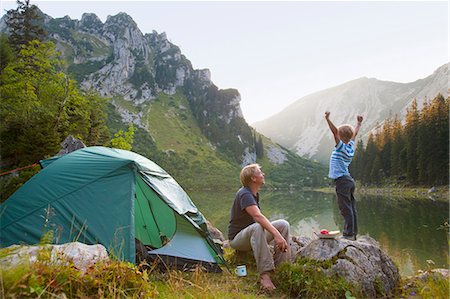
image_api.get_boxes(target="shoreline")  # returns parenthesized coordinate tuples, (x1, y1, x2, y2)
(314, 185, 449, 202)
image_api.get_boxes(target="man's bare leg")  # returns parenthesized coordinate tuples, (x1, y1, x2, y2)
(260, 272, 276, 291)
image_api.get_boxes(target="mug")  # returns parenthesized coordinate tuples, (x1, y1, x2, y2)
(235, 265, 247, 277)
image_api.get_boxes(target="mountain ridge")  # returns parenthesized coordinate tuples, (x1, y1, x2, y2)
(253, 63, 449, 163)
(0, 8, 328, 188)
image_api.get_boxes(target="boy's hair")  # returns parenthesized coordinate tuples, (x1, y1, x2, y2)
(338, 124, 354, 143)
(240, 163, 261, 187)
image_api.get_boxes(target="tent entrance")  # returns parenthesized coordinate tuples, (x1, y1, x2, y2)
(134, 176, 176, 249)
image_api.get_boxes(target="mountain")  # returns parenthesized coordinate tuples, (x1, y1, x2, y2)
(0, 10, 327, 188)
(253, 64, 449, 163)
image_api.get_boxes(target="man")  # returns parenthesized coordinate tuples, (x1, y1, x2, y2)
(228, 163, 290, 291)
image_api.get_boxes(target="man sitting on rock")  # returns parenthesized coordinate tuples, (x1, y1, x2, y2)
(227, 163, 291, 291)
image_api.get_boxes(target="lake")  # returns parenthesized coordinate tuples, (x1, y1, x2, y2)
(191, 189, 449, 276)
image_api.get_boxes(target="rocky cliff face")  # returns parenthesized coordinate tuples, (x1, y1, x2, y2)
(39, 12, 255, 165)
(0, 9, 328, 187)
(253, 63, 449, 163)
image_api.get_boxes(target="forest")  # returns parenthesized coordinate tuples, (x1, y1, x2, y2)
(350, 94, 449, 186)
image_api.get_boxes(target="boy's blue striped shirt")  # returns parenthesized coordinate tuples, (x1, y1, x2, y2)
(328, 140, 355, 179)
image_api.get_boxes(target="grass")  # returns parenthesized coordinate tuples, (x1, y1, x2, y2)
(400, 269, 449, 299)
(2, 245, 448, 298)
(0, 247, 270, 298)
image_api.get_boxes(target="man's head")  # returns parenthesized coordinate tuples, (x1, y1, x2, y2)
(240, 163, 265, 187)
(338, 124, 354, 143)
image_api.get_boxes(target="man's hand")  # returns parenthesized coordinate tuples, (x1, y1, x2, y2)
(325, 111, 330, 119)
(274, 234, 288, 252)
(245, 205, 289, 252)
(357, 115, 363, 123)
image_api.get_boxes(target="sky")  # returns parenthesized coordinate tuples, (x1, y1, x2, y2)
(1, 0, 448, 124)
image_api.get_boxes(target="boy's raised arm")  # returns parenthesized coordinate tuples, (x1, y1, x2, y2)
(352, 115, 363, 140)
(325, 111, 339, 144)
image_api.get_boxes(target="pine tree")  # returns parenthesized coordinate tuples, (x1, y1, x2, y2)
(370, 154, 382, 185)
(379, 117, 393, 177)
(350, 139, 365, 181)
(0, 35, 14, 72)
(427, 94, 449, 185)
(404, 99, 420, 184)
(417, 99, 432, 184)
(255, 135, 264, 158)
(363, 133, 378, 184)
(389, 115, 403, 177)
(5, 0, 46, 52)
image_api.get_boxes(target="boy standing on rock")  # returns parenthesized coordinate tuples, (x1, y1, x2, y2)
(325, 112, 363, 241)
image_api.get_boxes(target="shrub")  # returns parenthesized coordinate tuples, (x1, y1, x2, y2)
(274, 258, 361, 299)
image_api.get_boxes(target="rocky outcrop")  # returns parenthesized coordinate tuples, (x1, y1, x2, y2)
(295, 235, 400, 297)
(0, 242, 109, 273)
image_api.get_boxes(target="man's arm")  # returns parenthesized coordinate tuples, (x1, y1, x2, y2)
(245, 205, 288, 252)
(325, 111, 340, 144)
(352, 115, 363, 140)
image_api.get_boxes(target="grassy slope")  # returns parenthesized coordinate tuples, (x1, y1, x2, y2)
(107, 91, 327, 191)
(133, 91, 240, 190)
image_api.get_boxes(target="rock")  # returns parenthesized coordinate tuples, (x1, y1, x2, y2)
(297, 235, 400, 297)
(51, 242, 109, 272)
(428, 186, 437, 193)
(0, 242, 109, 274)
(290, 235, 312, 261)
(58, 135, 86, 156)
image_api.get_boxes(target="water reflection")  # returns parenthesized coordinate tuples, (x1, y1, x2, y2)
(191, 189, 449, 276)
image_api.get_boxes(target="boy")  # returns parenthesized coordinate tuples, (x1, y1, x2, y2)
(325, 111, 363, 240)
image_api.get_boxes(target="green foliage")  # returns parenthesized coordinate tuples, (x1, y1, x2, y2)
(0, 34, 14, 72)
(67, 59, 106, 82)
(352, 94, 449, 186)
(274, 258, 361, 298)
(0, 40, 109, 199)
(0, 165, 40, 203)
(111, 124, 135, 150)
(1, 258, 157, 298)
(401, 269, 449, 299)
(5, 0, 46, 52)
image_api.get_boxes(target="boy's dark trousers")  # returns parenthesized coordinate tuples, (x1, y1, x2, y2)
(335, 175, 358, 238)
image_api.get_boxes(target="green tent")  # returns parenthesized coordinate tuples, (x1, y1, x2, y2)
(0, 146, 224, 271)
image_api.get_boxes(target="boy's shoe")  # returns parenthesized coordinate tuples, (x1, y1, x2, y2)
(341, 235, 356, 241)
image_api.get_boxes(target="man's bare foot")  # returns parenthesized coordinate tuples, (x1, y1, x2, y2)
(260, 272, 276, 291)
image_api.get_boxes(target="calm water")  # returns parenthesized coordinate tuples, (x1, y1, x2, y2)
(192, 189, 449, 276)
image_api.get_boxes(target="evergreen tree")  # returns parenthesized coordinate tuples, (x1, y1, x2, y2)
(427, 94, 449, 185)
(379, 117, 393, 177)
(255, 134, 264, 159)
(5, 0, 46, 52)
(350, 139, 365, 181)
(389, 115, 403, 177)
(417, 99, 432, 184)
(0, 35, 14, 72)
(369, 154, 383, 185)
(404, 99, 420, 184)
(362, 133, 378, 184)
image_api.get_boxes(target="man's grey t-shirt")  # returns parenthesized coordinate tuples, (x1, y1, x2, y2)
(227, 187, 260, 240)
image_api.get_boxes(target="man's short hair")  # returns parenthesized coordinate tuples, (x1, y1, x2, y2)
(240, 163, 261, 187)
(338, 124, 354, 142)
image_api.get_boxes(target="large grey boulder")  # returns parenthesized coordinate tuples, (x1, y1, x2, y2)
(297, 235, 400, 297)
